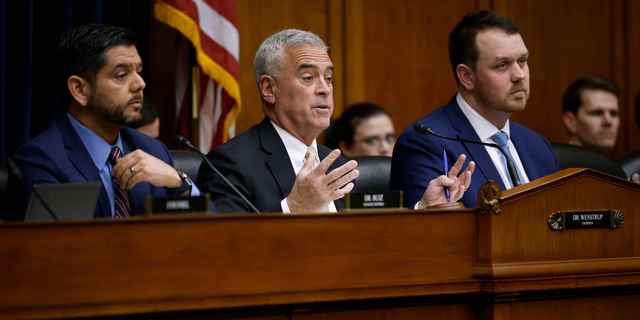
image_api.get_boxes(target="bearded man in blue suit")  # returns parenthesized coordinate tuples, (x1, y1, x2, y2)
(4, 24, 215, 220)
(390, 11, 560, 209)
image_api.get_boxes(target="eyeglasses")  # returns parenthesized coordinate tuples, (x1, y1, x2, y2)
(354, 134, 396, 147)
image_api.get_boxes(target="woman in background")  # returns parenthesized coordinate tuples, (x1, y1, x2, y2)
(326, 103, 396, 158)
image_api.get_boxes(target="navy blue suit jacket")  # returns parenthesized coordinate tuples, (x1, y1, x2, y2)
(389, 96, 560, 209)
(197, 117, 351, 213)
(4, 115, 215, 220)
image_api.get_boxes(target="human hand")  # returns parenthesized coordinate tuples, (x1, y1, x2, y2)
(113, 149, 184, 190)
(418, 153, 475, 209)
(287, 149, 359, 213)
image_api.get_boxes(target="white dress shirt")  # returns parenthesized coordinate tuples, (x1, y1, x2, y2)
(456, 93, 529, 189)
(271, 120, 338, 213)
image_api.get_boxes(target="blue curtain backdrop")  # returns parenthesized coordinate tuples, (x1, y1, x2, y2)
(0, 0, 150, 167)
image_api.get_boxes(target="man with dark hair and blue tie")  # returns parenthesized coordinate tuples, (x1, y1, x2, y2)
(390, 11, 560, 209)
(4, 24, 213, 220)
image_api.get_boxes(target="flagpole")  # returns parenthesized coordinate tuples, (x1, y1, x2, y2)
(191, 66, 201, 149)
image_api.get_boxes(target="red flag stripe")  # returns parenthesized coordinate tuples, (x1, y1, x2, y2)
(199, 34, 239, 79)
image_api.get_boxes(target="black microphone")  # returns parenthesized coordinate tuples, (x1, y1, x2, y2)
(173, 135, 261, 214)
(6, 158, 59, 220)
(413, 123, 521, 187)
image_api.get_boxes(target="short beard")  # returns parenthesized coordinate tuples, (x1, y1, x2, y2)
(476, 81, 529, 114)
(88, 88, 142, 126)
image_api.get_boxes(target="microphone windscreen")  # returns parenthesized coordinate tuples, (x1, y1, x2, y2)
(173, 135, 192, 150)
(413, 123, 429, 135)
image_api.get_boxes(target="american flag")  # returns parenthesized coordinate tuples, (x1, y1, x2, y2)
(154, 0, 241, 152)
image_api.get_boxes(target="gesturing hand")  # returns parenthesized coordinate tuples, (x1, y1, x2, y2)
(112, 149, 184, 191)
(287, 149, 359, 213)
(418, 153, 475, 209)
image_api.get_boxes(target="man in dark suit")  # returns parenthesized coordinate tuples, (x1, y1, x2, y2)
(198, 29, 472, 214)
(562, 76, 620, 152)
(390, 11, 560, 209)
(4, 24, 212, 220)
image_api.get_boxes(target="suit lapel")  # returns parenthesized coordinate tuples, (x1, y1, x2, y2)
(445, 98, 507, 190)
(259, 118, 297, 198)
(59, 116, 110, 217)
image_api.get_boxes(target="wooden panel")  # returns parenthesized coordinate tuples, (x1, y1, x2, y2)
(361, 0, 475, 138)
(344, 0, 365, 107)
(475, 169, 640, 279)
(328, 0, 346, 117)
(235, 0, 330, 135)
(624, 1, 640, 151)
(493, 1, 615, 150)
(484, 273, 640, 293)
(293, 303, 476, 320)
(0, 210, 478, 319)
(3, 168, 640, 319)
(506, 293, 640, 320)
(611, 0, 626, 154)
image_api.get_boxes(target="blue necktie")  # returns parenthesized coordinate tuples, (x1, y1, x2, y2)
(491, 131, 524, 188)
(107, 146, 131, 218)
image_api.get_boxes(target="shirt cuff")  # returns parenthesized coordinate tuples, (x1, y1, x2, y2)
(281, 197, 291, 214)
(189, 178, 200, 196)
(414, 201, 421, 210)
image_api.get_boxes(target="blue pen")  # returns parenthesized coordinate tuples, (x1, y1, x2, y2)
(443, 150, 450, 202)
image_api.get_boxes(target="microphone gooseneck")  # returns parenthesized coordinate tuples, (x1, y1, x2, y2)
(7, 157, 60, 220)
(412, 123, 521, 187)
(173, 135, 261, 214)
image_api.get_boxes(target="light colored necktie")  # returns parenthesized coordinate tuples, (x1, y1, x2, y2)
(305, 146, 321, 169)
(305, 146, 330, 212)
(491, 131, 525, 188)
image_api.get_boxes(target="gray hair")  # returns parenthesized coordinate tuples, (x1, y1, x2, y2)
(254, 29, 328, 88)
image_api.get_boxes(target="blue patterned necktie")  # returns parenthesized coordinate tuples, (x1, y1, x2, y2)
(107, 146, 131, 218)
(491, 131, 525, 188)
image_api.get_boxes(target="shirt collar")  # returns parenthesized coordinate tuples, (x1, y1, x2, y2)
(456, 92, 511, 141)
(67, 112, 123, 171)
(270, 120, 318, 171)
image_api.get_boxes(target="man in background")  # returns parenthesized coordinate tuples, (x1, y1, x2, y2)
(128, 97, 160, 139)
(390, 11, 559, 209)
(562, 76, 620, 152)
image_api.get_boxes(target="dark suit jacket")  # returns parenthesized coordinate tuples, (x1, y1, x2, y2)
(4, 115, 213, 220)
(389, 96, 561, 209)
(197, 117, 351, 213)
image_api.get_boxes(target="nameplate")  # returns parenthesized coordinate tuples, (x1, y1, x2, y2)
(145, 194, 210, 216)
(548, 210, 624, 231)
(343, 191, 403, 210)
